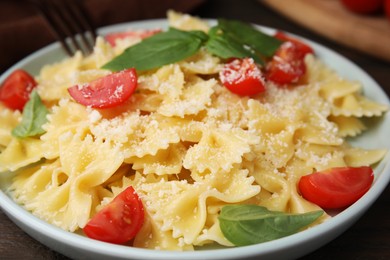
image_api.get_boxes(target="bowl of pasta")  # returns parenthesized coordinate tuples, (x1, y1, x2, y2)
(0, 11, 389, 260)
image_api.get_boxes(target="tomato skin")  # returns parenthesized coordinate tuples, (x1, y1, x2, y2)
(83, 186, 144, 244)
(105, 29, 161, 46)
(298, 166, 374, 209)
(266, 41, 307, 85)
(340, 0, 384, 14)
(274, 31, 314, 58)
(0, 69, 37, 110)
(266, 32, 314, 85)
(220, 58, 266, 96)
(68, 68, 137, 109)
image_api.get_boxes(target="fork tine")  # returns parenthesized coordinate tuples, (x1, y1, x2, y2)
(48, 0, 84, 54)
(32, 0, 74, 55)
(65, 0, 97, 51)
(30, 0, 96, 56)
(57, 0, 96, 54)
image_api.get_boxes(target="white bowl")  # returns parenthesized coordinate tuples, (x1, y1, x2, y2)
(1, 19, 390, 260)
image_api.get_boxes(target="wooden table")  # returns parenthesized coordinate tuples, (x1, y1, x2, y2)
(1, 0, 390, 259)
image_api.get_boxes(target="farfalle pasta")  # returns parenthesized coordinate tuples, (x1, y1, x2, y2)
(0, 11, 388, 250)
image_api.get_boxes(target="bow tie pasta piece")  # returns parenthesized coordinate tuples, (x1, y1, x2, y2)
(138, 63, 216, 118)
(151, 114, 205, 143)
(0, 137, 44, 172)
(89, 111, 143, 144)
(183, 128, 259, 175)
(87, 37, 116, 68)
(123, 114, 181, 158)
(328, 115, 366, 137)
(167, 10, 210, 33)
(40, 99, 90, 159)
(305, 54, 388, 118)
(0, 105, 20, 150)
(38, 53, 83, 102)
(344, 147, 387, 167)
(317, 75, 361, 102)
(179, 48, 222, 75)
(10, 133, 124, 232)
(331, 93, 388, 117)
(158, 78, 216, 118)
(138, 64, 185, 97)
(129, 142, 186, 176)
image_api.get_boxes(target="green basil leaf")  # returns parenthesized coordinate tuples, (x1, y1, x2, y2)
(12, 90, 48, 138)
(206, 26, 263, 65)
(208, 25, 220, 38)
(218, 19, 282, 57)
(219, 205, 323, 246)
(185, 30, 209, 41)
(102, 28, 206, 71)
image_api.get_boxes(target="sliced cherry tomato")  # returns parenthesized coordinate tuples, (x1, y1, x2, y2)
(274, 31, 314, 58)
(0, 69, 37, 110)
(68, 68, 137, 109)
(298, 166, 374, 209)
(83, 186, 144, 244)
(266, 41, 307, 85)
(219, 58, 266, 96)
(105, 29, 161, 46)
(340, 0, 384, 14)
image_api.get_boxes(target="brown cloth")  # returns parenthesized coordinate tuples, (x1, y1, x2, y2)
(0, 0, 205, 73)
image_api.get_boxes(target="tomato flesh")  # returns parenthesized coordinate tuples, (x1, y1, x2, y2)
(0, 69, 37, 110)
(266, 32, 314, 85)
(220, 58, 266, 96)
(298, 166, 374, 209)
(105, 29, 161, 46)
(83, 186, 144, 244)
(68, 68, 137, 109)
(266, 42, 306, 85)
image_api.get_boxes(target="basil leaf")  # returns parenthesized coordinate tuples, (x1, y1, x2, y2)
(102, 28, 206, 71)
(207, 25, 220, 38)
(206, 26, 263, 65)
(218, 19, 282, 57)
(12, 90, 48, 138)
(185, 30, 209, 41)
(219, 205, 323, 246)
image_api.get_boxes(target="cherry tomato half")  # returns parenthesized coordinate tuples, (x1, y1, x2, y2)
(266, 41, 307, 85)
(219, 58, 266, 96)
(0, 69, 37, 110)
(68, 68, 137, 109)
(105, 29, 161, 46)
(83, 186, 145, 244)
(274, 31, 314, 58)
(298, 166, 374, 209)
(340, 0, 384, 14)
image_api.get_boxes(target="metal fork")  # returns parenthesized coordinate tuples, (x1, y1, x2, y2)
(29, 0, 97, 56)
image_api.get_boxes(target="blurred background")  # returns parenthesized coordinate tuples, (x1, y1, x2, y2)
(1, 0, 389, 73)
(0, 0, 206, 73)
